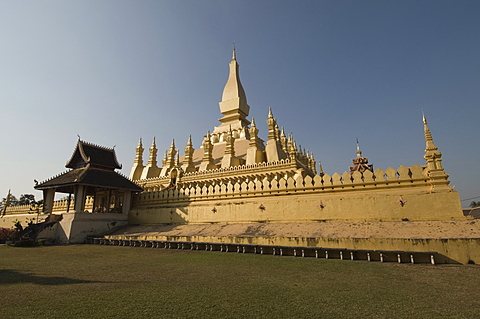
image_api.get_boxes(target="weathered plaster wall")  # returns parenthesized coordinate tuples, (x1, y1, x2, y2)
(129, 187, 464, 225)
(55, 212, 129, 244)
(130, 164, 464, 225)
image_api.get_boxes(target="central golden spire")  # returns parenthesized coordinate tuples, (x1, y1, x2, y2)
(214, 45, 251, 134)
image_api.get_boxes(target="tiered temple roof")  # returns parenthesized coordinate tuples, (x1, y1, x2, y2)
(349, 139, 373, 173)
(36, 140, 142, 194)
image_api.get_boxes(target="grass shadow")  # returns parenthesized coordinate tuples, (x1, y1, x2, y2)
(0, 269, 103, 286)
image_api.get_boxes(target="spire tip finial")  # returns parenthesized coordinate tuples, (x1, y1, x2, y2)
(232, 42, 236, 61)
(268, 107, 273, 118)
(356, 138, 363, 158)
(422, 109, 427, 124)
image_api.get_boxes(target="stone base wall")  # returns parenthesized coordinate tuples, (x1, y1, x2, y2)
(54, 212, 129, 244)
(129, 187, 464, 225)
(105, 233, 480, 264)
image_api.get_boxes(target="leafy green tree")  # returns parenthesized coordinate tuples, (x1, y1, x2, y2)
(0, 194, 18, 211)
(18, 194, 36, 206)
(470, 201, 480, 208)
(1, 193, 41, 211)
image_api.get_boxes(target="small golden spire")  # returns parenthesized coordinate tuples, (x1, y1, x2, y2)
(151, 137, 156, 148)
(186, 135, 193, 147)
(423, 113, 438, 152)
(268, 107, 273, 119)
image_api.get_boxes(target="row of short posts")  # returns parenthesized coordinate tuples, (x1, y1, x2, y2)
(91, 238, 438, 265)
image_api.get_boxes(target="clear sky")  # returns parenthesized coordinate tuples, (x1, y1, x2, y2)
(1, 1, 479, 206)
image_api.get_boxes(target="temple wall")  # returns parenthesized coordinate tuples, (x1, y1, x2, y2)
(0, 198, 92, 229)
(0, 211, 40, 228)
(129, 164, 465, 224)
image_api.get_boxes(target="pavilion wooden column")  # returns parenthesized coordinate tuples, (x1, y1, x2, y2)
(73, 185, 87, 213)
(42, 188, 56, 214)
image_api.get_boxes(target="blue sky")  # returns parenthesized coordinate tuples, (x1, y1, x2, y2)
(1, 1, 479, 206)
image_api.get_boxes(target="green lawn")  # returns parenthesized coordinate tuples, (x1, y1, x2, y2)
(1, 245, 479, 319)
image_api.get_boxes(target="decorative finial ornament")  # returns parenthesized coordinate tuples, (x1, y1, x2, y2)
(356, 138, 362, 158)
(268, 107, 273, 119)
(232, 42, 236, 61)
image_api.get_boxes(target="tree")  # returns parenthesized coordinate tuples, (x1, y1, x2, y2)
(18, 194, 36, 206)
(0, 193, 40, 211)
(0, 194, 18, 211)
(470, 201, 480, 208)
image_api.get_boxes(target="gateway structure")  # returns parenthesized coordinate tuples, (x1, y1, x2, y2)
(127, 49, 463, 225)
